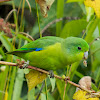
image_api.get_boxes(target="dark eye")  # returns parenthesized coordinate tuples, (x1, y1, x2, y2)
(78, 47, 81, 50)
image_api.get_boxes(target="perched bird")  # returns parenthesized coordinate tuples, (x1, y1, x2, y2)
(7, 36, 89, 70)
(7, 36, 89, 91)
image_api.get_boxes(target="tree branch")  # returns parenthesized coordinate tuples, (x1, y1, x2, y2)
(0, 61, 99, 96)
(41, 17, 79, 34)
(0, 61, 17, 66)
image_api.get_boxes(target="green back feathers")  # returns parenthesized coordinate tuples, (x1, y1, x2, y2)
(7, 36, 63, 56)
(21, 36, 63, 49)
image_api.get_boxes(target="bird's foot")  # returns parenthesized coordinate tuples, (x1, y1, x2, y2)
(22, 60, 29, 69)
(16, 59, 29, 69)
(49, 70, 54, 78)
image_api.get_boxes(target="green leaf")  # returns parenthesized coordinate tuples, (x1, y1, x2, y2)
(55, 62, 79, 100)
(31, 2, 56, 37)
(48, 92, 55, 100)
(8, 67, 17, 100)
(75, 71, 84, 78)
(28, 88, 35, 100)
(90, 39, 100, 71)
(0, 65, 9, 100)
(41, 93, 46, 100)
(0, 47, 6, 59)
(98, 20, 100, 35)
(0, 54, 14, 100)
(91, 83, 98, 91)
(85, 18, 100, 43)
(60, 19, 88, 38)
(78, 2, 86, 14)
(49, 76, 55, 92)
(12, 69, 24, 100)
(66, 0, 84, 3)
(5, 0, 35, 8)
(66, 62, 80, 92)
(91, 39, 100, 51)
(56, 0, 64, 36)
(95, 67, 100, 84)
(23, 68, 29, 74)
(56, 77, 70, 100)
(16, 34, 33, 43)
(0, 34, 14, 51)
(85, 7, 94, 21)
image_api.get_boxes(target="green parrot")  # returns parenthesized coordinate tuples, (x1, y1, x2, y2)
(7, 36, 89, 70)
(7, 36, 89, 91)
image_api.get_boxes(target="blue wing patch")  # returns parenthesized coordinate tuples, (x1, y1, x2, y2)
(35, 48, 43, 51)
(21, 48, 43, 51)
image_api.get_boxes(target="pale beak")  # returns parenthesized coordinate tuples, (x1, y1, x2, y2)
(83, 51, 88, 60)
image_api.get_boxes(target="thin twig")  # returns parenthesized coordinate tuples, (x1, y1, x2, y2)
(5, 9, 17, 22)
(25, 0, 31, 13)
(63, 65, 72, 100)
(0, 61, 96, 94)
(63, 82, 67, 100)
(17, 0, 22, 19)
(41, 17, 79, 34)
(36, 81, 45, 100)
(19, 32, 34, 41)
(35, 0, 42, 38)
(0, 61, 17, 66)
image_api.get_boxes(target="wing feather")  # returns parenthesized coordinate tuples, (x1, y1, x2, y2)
(7, 36, 63, 54)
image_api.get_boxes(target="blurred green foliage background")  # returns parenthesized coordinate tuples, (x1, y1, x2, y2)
(0, 0, 100, 100)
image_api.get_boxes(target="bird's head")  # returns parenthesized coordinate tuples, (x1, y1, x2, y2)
(61, 37, 89, 64)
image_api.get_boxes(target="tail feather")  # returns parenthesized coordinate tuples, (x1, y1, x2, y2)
(7, 50, 31, 54)
(6, 51, 28, 58)
(6, 51, 16, 55)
